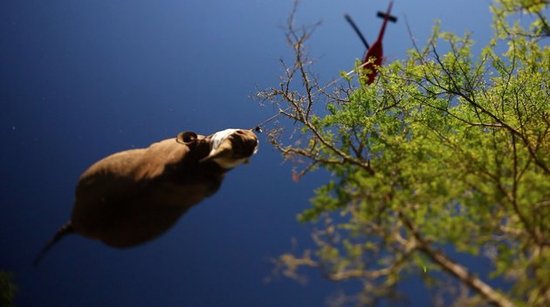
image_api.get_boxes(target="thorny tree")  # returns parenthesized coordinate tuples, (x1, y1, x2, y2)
(259, 0, 549, 306)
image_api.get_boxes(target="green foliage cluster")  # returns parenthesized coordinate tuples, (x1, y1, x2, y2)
(0, 271, 16, 307)
(265, 0, 549, 306)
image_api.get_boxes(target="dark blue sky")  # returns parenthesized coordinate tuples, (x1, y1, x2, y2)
(1, 1, 493, 306)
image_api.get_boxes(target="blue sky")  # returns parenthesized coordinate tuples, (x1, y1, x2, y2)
(1, 1, 495, 306)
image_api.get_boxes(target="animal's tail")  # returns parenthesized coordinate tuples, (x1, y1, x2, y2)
(33, 221, 75, 267)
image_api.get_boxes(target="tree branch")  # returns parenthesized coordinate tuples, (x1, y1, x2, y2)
(399, 214, 516, 307)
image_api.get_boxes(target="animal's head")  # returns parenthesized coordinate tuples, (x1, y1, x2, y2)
(176, 128, 259, 169)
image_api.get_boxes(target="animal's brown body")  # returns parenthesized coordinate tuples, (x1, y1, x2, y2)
(34, 129, 258, 265)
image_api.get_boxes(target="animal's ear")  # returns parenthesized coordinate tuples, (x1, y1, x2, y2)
(176, 131, 198, 145)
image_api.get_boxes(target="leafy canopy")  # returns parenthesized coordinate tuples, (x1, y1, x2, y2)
(261, 0, 549, 306)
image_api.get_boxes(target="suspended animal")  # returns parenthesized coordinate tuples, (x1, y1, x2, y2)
(345, 1, 397, 84)
(34, 128, 259, 266)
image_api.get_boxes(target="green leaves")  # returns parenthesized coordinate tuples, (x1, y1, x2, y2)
(0, 271, 16, 307)
(264, 0, 549, 305)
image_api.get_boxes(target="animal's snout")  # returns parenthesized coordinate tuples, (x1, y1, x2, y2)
(231, 130, 258, 158)
(203, 128, 259, 169)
